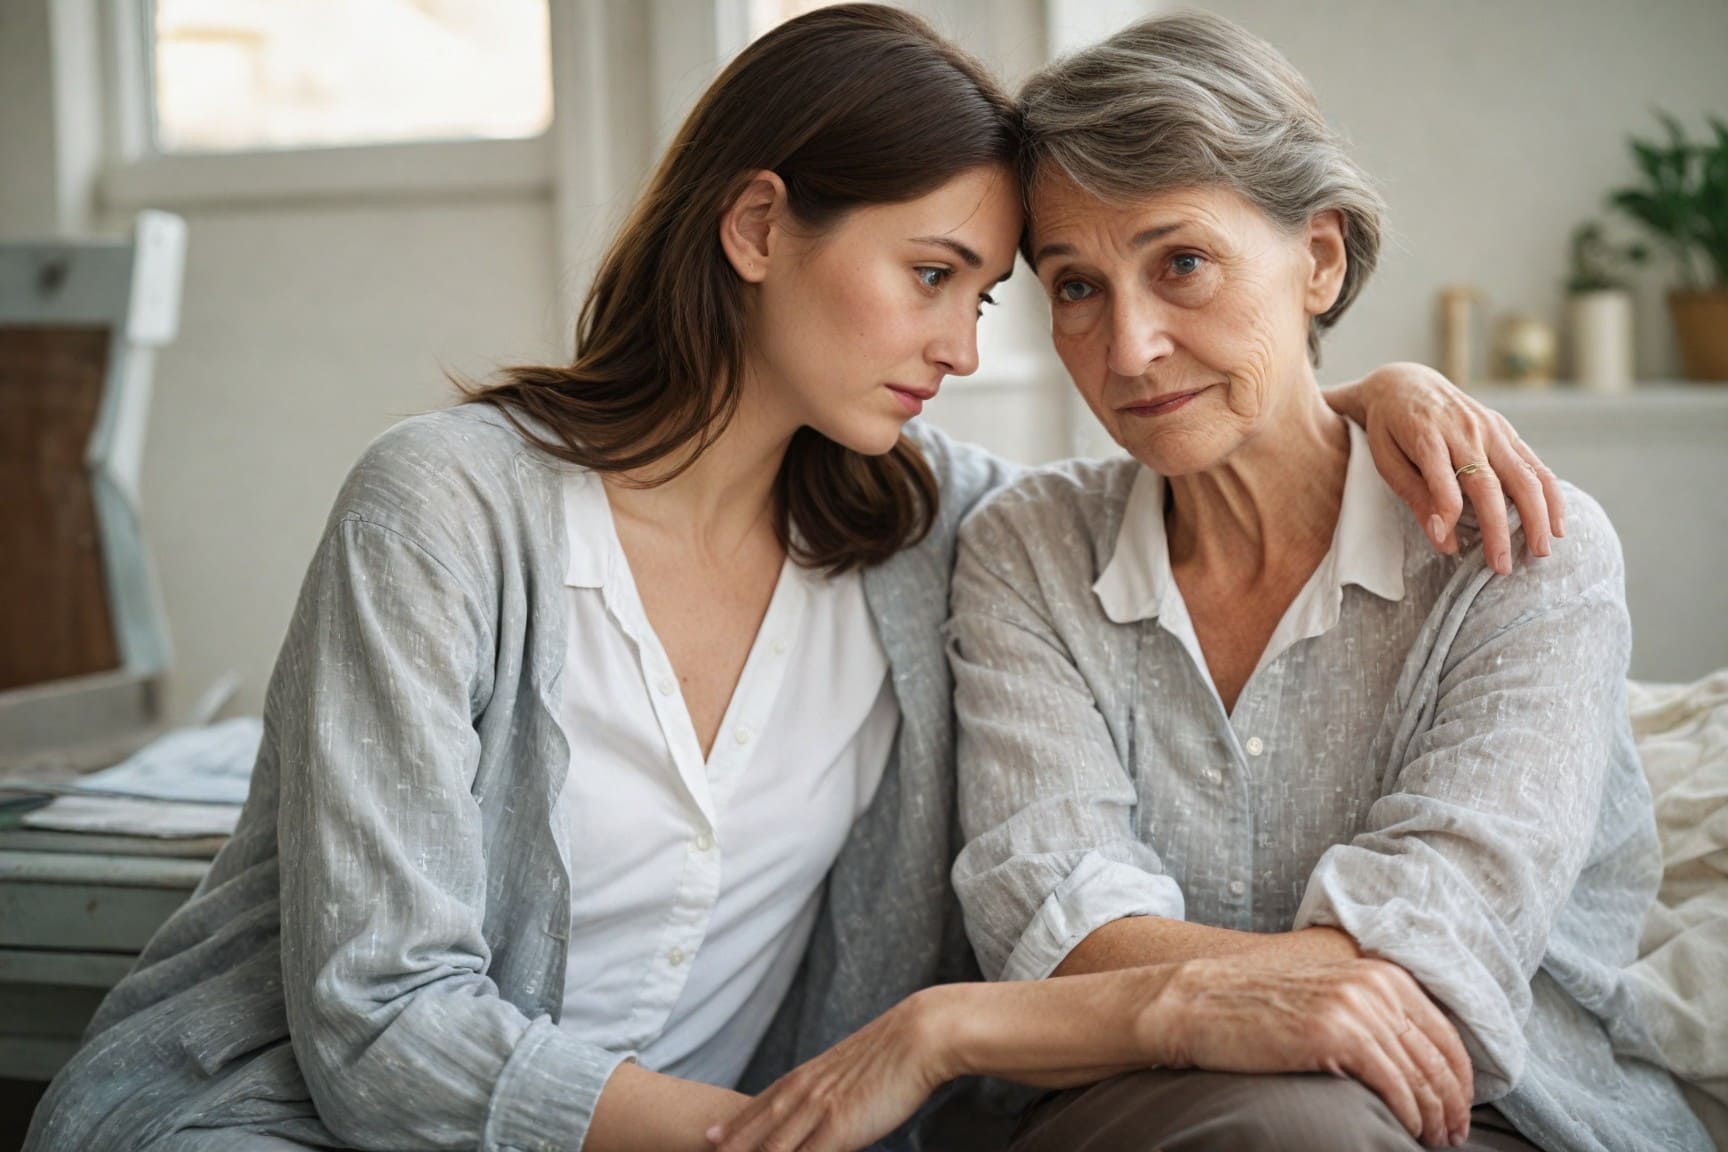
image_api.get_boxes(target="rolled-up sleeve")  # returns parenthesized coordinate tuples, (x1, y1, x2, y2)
(947, 497, 1182, 983)
(277, 515, 628, 1152)
(1296, 502, 1632, 1099)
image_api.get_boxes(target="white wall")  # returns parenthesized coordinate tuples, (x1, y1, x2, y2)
(0, 1, 83, 236)
(137, 199, 563, 719)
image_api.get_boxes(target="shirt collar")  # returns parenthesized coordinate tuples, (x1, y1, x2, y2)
(561, 468, 613, 589)
(1092, 456, 1176, 626)
(1331, 421, 1408, 604)
(1092, 421, 1405, 627)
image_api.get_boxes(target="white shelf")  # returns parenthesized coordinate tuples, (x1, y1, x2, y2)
(1471, 384, 1728, 436)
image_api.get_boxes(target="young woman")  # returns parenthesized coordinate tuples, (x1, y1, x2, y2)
(25, 7, 1560, 1152)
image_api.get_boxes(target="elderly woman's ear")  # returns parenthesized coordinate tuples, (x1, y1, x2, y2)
(1303, 209, 1348, 317)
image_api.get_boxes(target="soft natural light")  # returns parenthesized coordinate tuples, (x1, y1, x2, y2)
(151, 0, 553, 153)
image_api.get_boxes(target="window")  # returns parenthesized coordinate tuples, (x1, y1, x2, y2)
(149, 0, 552, 154)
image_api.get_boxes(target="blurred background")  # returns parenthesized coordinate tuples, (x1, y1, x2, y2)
(2, 0, 1725, 719)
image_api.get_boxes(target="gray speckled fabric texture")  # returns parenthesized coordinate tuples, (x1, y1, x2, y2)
(23, 403, 1014, 1152)
(947, 454, 1712, 1152)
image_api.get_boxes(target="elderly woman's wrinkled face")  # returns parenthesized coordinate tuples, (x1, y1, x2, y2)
(1030, 176, 1346, 476)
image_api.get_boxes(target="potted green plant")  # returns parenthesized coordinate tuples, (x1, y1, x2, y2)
(1608, 112, 1728, 381)
(1564, 221, 1645, 392)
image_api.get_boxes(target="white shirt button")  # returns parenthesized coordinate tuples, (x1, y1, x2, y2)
(694, 832, 714, 852)
(734, 726, 752, 745)
(771, 638, 788, 656)
(1229, 880, 1247, 896)
(667, 946, 687, 967)
(1245, 736, 1265, 757)
(656, 676, 675, 696)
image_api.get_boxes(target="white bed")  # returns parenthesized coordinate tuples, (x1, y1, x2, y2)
(1624, 671, 1728, 1149)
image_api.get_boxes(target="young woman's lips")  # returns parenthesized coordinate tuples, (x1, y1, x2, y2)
(1119, 386, 1208, 417)
(887, 385, 933, 415)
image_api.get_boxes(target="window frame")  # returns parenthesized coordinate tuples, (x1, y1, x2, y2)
(98, 0, 556, 210)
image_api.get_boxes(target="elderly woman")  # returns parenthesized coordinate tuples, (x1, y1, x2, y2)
(938, 12, 1711, 1152)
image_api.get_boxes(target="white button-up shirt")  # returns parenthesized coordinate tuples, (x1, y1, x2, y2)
(554, 469, 897, 1087)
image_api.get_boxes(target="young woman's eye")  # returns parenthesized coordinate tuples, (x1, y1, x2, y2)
(1054, 279, 1096, 303)
(916, 267, 950, 291)
(1170, 253, 1204, 276)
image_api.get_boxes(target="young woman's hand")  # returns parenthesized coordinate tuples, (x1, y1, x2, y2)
(1341, 361, 1566, 575)
(706, 989, 954, 1152)
(1156, 955, 1475, 1148)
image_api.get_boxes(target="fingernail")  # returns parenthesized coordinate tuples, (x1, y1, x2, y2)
(1496, 550, 1512, 575)
(1428, 515, 1445, 546)
(1554, 514, 1566, 537)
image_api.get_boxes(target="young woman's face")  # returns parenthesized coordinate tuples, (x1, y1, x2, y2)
(747, 164, 1023, 455)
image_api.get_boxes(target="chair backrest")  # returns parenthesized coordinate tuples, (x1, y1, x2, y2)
(0, 211, 186, 757)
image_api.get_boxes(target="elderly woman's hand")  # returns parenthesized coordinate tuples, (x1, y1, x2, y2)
(1156, 954, 1475, 1147)
(1339, 362, 1565, 575)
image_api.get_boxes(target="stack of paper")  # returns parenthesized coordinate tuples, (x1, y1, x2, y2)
(19, 717, 262, 840)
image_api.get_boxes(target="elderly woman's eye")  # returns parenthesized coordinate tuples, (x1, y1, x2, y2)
(1171, 253, 1204, 276)
(1055, 279, 1097, 303)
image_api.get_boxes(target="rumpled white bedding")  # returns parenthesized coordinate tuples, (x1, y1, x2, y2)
(1622, 672, 1728, 1149)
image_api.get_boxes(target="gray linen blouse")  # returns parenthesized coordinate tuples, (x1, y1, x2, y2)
(947, 444, 1712, 1152)
(24, 403, 1013, 1152)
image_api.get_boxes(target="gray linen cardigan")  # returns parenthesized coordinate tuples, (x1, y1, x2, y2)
(24, 403, 1014, 1152)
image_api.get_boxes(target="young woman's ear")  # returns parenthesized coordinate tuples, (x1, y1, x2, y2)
(720, 170, 788, 284)
(1304, 208, 1348, 316)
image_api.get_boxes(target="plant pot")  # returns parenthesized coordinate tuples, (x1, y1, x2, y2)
(1566, 290, 1634, 393)
(1668, 290, 1728, 382)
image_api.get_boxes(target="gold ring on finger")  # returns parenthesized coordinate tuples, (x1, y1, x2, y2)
(1453, 460, 1486, 478)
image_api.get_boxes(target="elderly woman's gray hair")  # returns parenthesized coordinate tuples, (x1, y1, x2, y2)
(1018, 10, 1384, 364)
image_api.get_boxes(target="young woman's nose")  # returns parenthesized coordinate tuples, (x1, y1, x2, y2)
(929, 311, 981, 378)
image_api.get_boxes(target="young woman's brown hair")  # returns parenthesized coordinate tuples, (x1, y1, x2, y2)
(463, 3, 1020, 571)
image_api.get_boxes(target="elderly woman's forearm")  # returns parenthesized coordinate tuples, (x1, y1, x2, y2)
(1050, 917, 1359, 977)
(932, 967, 1185, 1086)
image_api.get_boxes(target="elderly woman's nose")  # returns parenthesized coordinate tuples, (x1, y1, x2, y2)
(1107, 295, 1175, 378)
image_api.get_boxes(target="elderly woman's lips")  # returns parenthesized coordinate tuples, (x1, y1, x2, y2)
(1119, 387, 1207, 416)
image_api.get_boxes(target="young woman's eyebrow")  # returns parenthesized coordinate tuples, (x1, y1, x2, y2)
(911, 235, 1014, 283)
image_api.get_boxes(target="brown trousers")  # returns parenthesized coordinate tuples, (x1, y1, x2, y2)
(1007, 1070, 1542, 1152)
